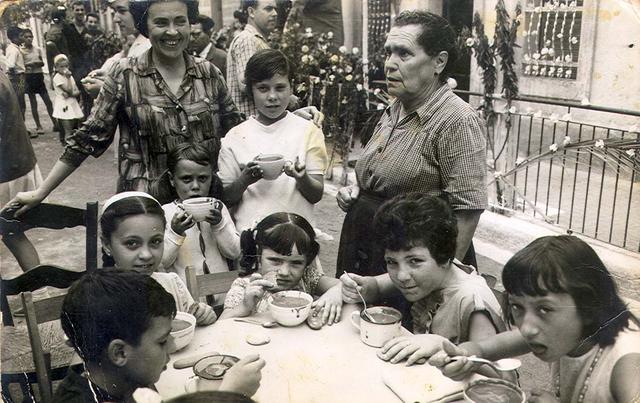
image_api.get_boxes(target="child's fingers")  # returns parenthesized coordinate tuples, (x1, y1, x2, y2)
(380, 336, 405, 354)
(406, 350, 429, 366)
(199, 306, 217, 325)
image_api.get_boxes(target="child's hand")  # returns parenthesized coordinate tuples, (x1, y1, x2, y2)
(203, 203, 223, 226)
(242, 274, 275, 312)
(528, 390, 560, 403)
(378, 334, 447, 365)
(429, 339, 483, 381)
(310, 283, 343, 325)
(283, 156, 306, 180)
(239, 160, 263, 185)
(219, 354, 265, 397)
(171, 208, 195, 235)
(188, 302, 217, 326)
(340, 272, 379, 304)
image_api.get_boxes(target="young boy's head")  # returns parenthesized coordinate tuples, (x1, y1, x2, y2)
(7, 26, 23, 44)
(244, 49, 292, 124)
(165, 142, 223, 202)
(373, 193, 458, 301)
(61, 269, 176, 388)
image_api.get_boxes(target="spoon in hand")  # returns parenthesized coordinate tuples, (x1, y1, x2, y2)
(345, 272, 379, 324)
(451, 355, 521, 372)
(234, 318, 279, 328)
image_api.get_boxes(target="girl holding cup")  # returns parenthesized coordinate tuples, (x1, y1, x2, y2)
(218, 49, 327, 232)
(152, 143, 240, 285)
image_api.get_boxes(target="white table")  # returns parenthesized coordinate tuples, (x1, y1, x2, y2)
(156, 304, 465, 403)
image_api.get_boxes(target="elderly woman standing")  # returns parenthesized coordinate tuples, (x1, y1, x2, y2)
(6, 0, 243, 217)
(336, 11, 487, 278)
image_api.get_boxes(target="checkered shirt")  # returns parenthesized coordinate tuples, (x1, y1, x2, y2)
(355, 84, 488, 210)
(226, 24, 270, 118)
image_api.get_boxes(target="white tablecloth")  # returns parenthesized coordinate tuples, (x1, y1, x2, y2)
(156, 304, 465, 403)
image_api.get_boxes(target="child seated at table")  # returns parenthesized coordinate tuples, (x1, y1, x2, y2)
(152, 142, 241, 285)
(219, 212, 343, 325)
(429, 235, 640, 403)
(54, 269, 265, 403)
(217, 49, 327, 232)
(100, 191, 216, 326)
(341, 193, 506, 365)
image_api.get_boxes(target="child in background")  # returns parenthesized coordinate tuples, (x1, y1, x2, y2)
(51, 54, 83, 146)
(20, 28, 55, 135)
(54, 269, 264, 403)
(220, 212, 343, 325)
(152, 143, 240, 285)
(429, 235, 640, 403)
(218, 49, 327, 232)
(100, 191, 216, 326)
(341, 193, 505, 365)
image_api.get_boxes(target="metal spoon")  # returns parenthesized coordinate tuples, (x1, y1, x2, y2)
(234, 318, 279, 328)
(345, 272, 379, 324)
(451, 355, 521, 372)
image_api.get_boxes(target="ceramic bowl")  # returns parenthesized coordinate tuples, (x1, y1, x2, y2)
(170, 311, 196, 353)
(463, 378, 526, 403)
(268, 290, 313, 326)
(181, 197, 220, 222)
(255, 154, 287, 181)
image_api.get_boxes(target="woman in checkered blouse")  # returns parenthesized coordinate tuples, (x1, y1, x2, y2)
(336, 11, 488, 280)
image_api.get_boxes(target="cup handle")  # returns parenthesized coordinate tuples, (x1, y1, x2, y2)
(213, 200, 222, 210)
(350, 310, 361, 330)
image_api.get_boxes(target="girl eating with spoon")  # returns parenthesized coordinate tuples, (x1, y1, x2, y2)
(430, 235, 640, 403)
(341, 193, 506, 365)
(219, 212, 343, 325)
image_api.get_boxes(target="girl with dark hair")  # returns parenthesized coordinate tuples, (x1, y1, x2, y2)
(219, 212, 342, 325)
(100, 191, 217, 326)
(218, 49, 327, 232)
(152, 142, 240, 286)
(430, 235, 640, 403)
(342, 193, 505, 366)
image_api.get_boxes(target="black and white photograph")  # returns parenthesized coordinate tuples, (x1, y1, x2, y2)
(0, 0, 638, 402)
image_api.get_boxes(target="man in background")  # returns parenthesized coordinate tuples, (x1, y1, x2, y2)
(189, 14, 227, 78)
(84, 12, 122, 71)
(227, 0, 277, 118)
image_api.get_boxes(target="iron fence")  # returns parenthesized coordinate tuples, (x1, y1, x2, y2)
(458, 91, 640, 252)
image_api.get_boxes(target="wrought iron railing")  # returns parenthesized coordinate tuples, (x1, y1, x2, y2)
(458, 90, 640, 252)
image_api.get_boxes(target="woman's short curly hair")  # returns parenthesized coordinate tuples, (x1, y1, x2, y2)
(393, 10, 459, 84)
(130, 0, 199, 38)
(373, 193, 458, 265)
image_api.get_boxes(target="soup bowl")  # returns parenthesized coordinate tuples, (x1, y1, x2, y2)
(463, 379, 526, 403)
(184, 354, 240, 393)
(170, 311, 196, 353)
(268, 290, 313, 326)
(181, 197, 221, 222)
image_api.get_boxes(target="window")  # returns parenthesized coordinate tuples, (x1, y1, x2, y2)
(522, 0, 584, 80)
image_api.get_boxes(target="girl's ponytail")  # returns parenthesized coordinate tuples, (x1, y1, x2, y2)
(239, 228, 259, 276)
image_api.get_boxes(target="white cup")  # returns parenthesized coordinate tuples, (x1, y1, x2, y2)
(350, 306, 402, 347)
(254, 154, 290, 181)
(180, 197, 222, 222)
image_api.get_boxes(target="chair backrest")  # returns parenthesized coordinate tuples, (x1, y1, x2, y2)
(184, 267, 238, 313)
(2, 265, 85, 326)
(17, 266, 85, 403)
(0, 201, 99, 271)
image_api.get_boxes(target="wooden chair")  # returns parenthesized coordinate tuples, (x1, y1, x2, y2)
(1, 265, 85, 403)
(0, 201, 98, 326)
(184, 267, 239, 316)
